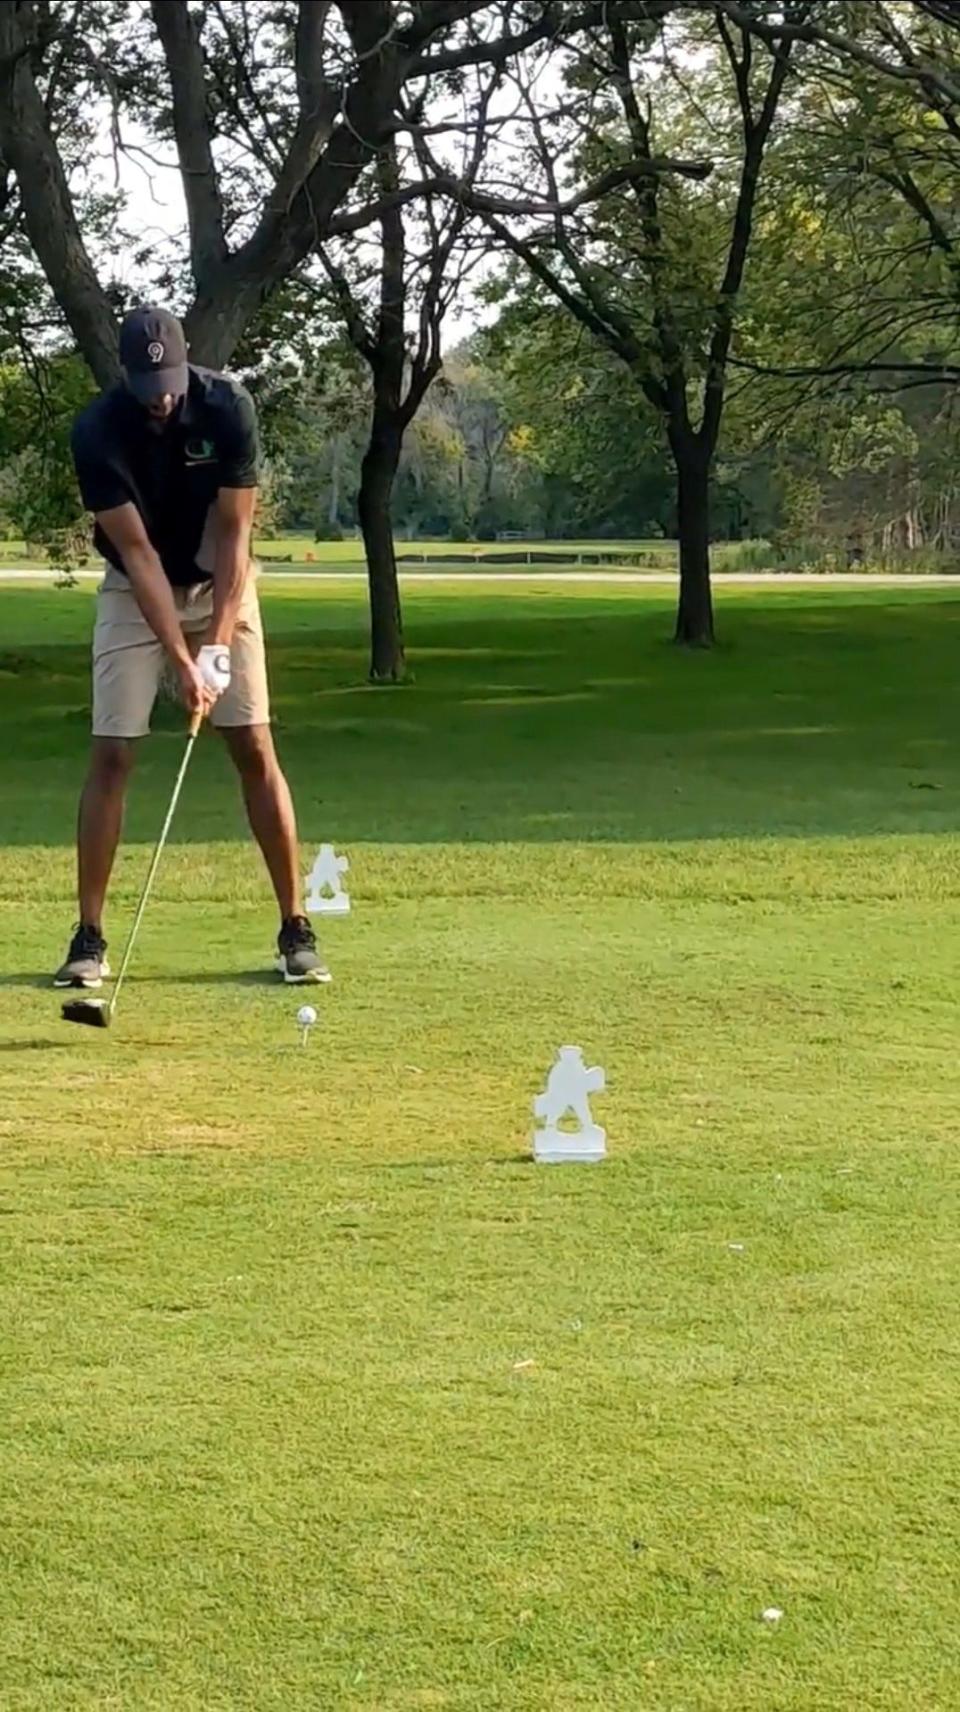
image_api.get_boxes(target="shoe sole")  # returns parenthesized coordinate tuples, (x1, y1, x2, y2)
(53, 961, 111, 990)
(274, 957, 332, 985)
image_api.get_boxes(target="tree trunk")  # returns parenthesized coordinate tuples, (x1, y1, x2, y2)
(673, 449, 714, 647)
(358, 419, 404, 682)
(329, 436, 341, 528)
(0, 3, 120, 388)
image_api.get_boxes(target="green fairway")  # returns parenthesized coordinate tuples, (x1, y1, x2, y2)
(2, 579, 960, 1711)
(252, 536, 684, 570)
(0, 533, 771, 574)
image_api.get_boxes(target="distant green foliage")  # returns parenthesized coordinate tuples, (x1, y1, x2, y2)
(0, 353, 96, 569)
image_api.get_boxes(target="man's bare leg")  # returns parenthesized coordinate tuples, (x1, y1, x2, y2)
(221, 724, 301, 919)
(78, 738, 136, 927)
(221, 724, 330, 982)
(54, 737, 135, 984)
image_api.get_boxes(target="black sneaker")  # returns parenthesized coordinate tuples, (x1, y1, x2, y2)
(54, 923, 111, 989)
(275, 916, 331, 985)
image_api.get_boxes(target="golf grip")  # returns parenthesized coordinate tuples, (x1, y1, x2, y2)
(109, 714, 202, 1015)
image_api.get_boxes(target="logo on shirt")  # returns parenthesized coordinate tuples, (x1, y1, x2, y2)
(185, 438, 216, 465)
(147, 341, 165, 364)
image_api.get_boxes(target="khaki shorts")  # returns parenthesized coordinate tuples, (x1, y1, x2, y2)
(92, 565, 270, 739)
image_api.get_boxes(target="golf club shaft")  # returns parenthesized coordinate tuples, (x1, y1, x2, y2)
(109, 710, 202, 1016)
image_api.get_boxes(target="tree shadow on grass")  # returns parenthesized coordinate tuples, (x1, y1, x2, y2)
(3, 596, 960, 847)
(381, 1153, 534, 1171)
(0, 1040, 75, 1051)
(132, 970, 279, 986)
(0, 971, 285, 993)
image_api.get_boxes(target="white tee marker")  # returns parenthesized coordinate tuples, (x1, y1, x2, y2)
(305, 844, 350, 915)
(533, 1046, 606, 1163)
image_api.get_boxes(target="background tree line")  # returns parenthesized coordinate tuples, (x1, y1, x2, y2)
(0, 0, 959, 671)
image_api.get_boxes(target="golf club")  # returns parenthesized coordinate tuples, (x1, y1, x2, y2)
(62, 708, 203, 1029)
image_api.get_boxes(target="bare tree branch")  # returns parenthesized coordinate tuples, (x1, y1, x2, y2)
(270, 1, 344, 214)
(210, 0, 286, 171)
(0, 0, 707, 380)
(701, 14, 796, 447)
(326, 147, 711, 235)
(0, 0, 117, 384)
(476, 203, 645, 367)
(150, 0, 228, 283)
(603, 16, 685, 419)
(316, 244, 376, 361)
(729, 356, 960, 383)
(717, 1, 960, 110)
(400, 0, 490, 47)
(409, 0, 673, 79)
(296, 1, 334, 117)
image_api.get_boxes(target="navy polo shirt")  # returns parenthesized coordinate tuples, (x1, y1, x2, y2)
(71, 365, 260, 587)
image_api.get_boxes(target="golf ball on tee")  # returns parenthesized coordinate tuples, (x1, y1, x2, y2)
(297, 1005, 317, 1027)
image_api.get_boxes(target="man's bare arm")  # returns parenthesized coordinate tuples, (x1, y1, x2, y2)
(208, 486, 256, 647)
(97, 503, 194, 664)
(95, 503, 212, 718)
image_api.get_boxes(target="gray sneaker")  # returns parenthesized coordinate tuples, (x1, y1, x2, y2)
(275, 916, 331, 984)
(54, 923, 111, 989)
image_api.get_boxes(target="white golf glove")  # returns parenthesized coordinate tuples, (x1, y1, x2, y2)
(197, 644, 232, 699)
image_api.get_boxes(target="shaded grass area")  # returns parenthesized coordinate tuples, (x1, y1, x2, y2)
(1, 581, 959, 1710)
(2, 579, 958, 852)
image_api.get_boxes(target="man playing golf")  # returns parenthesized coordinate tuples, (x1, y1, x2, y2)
(54, 305, 329, 989)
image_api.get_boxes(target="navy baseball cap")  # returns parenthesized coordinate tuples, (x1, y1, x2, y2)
(119, 306, 188, 404)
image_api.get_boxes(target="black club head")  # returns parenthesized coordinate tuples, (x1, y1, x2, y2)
(61, 998, 111, 1029)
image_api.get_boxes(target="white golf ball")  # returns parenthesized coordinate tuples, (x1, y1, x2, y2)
(297, 1005, 317, 1027)
(761, 1607, 784, 1625)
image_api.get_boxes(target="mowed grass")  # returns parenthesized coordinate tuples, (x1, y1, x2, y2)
(1, 579, 960, 1711)
(0, 534, 762, 572)
(1, 533, 668, 570)
(252, 536, 679, 568)
(253, 536, 763, 571)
